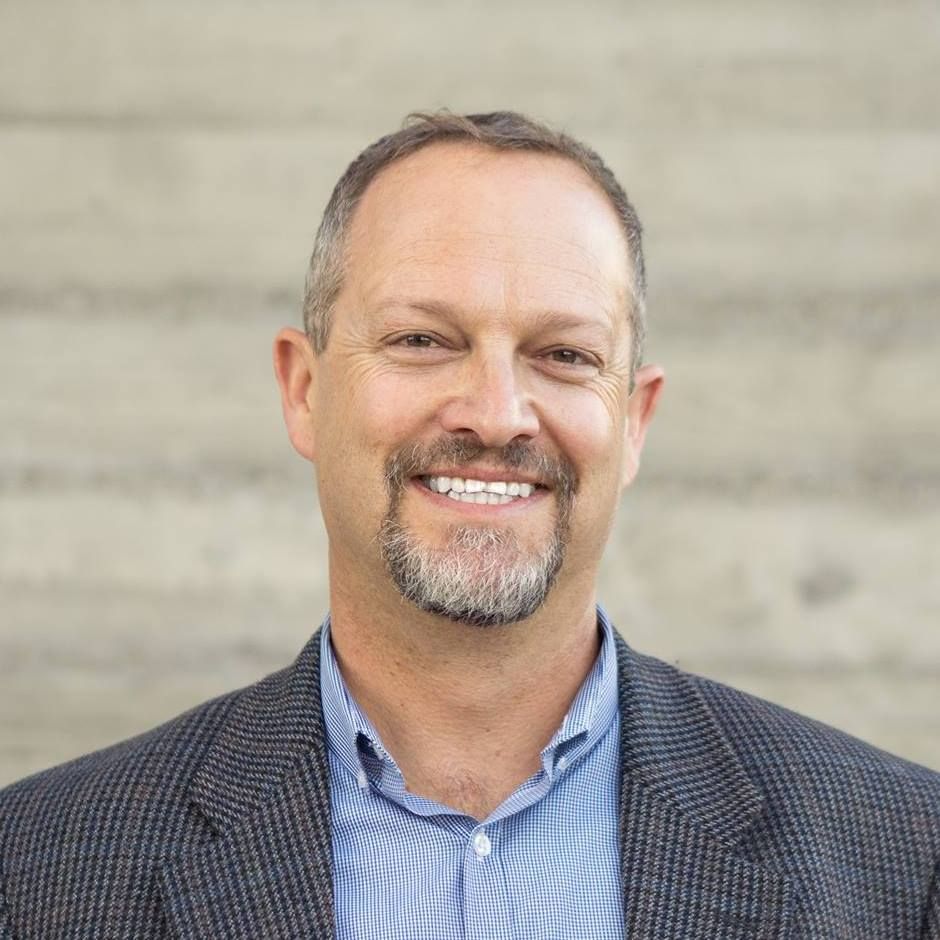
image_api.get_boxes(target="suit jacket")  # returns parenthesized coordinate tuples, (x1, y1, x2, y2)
(1, 629, 938, 939)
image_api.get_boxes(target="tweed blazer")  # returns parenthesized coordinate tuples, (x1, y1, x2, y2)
(1, 629, 938, 939)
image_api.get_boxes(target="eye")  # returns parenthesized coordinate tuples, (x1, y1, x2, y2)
(547, 348, 593, 367)
(398, 333, 438, 348)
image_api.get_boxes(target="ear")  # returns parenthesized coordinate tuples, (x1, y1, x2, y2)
(621, 364, 665, 489)
(273, 327, 319, 462)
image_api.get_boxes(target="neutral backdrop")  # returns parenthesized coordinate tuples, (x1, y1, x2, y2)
(1, 0, 938, 787)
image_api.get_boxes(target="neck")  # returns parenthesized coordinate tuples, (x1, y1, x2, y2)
(327, 576, 601, 819)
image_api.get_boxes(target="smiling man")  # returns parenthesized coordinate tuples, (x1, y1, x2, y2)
(1, 112, 938, 940)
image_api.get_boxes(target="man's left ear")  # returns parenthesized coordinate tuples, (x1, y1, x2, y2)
(621, 364, 665, 489)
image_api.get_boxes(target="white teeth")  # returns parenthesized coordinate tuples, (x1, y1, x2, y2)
(427, 475, 540, 502)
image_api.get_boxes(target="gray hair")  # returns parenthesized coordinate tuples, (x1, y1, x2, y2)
(303, 110, 648, 380)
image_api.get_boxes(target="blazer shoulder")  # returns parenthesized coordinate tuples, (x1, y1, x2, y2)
(0, 645, 318, 938)
(0, 683, 244, 871)
(684, 667, 940, 827)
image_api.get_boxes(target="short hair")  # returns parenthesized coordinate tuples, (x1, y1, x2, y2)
(303, 110, 648, 380)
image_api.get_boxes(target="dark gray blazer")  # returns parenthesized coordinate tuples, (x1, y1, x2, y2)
(1, 630, 938, 939)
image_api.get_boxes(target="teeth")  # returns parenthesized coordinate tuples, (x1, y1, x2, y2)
(427, 475, 541, 504)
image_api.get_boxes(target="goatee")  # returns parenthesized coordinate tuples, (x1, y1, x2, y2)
(379, 437, 577, 627)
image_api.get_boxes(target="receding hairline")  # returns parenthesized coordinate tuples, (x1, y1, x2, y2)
(302, 109, 648, 383)
(340, 138, 638, 305)
(354, 135, 625, 202)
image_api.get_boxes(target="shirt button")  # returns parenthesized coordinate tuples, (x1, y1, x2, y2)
(472, 831, 492, 858)
(557, 755, 569, 771)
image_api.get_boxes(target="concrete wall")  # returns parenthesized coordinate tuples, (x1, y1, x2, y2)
(2, 0, 938, 786)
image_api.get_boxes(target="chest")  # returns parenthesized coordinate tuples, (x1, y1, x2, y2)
(328, 731, 624, 940)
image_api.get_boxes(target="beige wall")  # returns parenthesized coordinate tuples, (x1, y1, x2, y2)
(1, 0, 938, 786)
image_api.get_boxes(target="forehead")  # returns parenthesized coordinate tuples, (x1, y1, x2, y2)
(340, 142, 632, 327)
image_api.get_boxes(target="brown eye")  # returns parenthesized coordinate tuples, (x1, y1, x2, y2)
(550, 349, 584, 365)
(402, 334, 435, 347)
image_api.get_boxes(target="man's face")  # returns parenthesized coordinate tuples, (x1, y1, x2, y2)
(303, 143, 657, 625)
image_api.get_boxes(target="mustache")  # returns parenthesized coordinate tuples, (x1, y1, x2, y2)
(384, 437, 579, 501)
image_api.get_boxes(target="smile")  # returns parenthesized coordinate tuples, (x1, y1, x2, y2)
(419, 475, 544, 506)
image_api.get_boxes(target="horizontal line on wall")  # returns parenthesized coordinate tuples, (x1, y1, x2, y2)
(2, 461, 938, 503)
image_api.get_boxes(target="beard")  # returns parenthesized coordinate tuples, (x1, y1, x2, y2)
(379, 437, 577, 627)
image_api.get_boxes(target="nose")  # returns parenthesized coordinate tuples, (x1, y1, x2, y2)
(437, 348, 540, 447)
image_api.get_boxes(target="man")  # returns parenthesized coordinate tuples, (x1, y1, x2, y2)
(0, 111, 937, 939)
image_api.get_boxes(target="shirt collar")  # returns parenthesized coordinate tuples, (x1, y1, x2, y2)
(538, 605, 619, 780)
(319, 606, 619, 800)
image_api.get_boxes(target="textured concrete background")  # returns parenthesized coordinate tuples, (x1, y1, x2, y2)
(1, 0, 938, 787)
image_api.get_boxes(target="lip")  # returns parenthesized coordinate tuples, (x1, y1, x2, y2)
(407, 478, 548, 513)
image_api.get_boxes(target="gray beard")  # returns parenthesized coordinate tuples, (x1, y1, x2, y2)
(378, 437, 576, 627)
(379, 512, 567, 627)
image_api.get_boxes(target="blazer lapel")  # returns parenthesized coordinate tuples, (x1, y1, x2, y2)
(614, 636, 793, 939)
(157, 624, 792, 939)
(158, 630, 335, 939)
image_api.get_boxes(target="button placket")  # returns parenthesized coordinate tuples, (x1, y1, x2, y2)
(463, 825, 513, 940)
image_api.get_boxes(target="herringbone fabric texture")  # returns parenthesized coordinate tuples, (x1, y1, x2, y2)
(1, 625, 938, 939)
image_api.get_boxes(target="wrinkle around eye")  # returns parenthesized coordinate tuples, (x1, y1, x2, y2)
(381, 332, 462, 367)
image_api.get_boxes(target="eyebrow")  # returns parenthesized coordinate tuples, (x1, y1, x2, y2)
(371, 299, 617, 343)
(372, 299, 455, 321)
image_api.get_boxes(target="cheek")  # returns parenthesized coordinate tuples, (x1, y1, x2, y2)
(548, 390, 625, 475)
(549, 401, 627, 544)
(318, 369, 436, 475)
(356, 373, 437, 452)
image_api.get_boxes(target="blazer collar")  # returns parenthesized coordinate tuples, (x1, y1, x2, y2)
(614, 635, 793, 938)
(158, 626, 791, 939)
(158, 630, 336, 939)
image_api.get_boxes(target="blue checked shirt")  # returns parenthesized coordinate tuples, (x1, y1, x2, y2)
(320, 608, 624, 940)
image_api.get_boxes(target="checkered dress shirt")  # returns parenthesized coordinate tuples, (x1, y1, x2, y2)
(320, 609, 624, 940)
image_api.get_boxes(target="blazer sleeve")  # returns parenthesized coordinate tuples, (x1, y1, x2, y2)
(923, 859, 940, 940)
(0, 883, 12, 940)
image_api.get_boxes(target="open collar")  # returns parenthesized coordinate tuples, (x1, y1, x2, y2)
(319, 609, 620, 815)
(158, 622, 791, 939)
